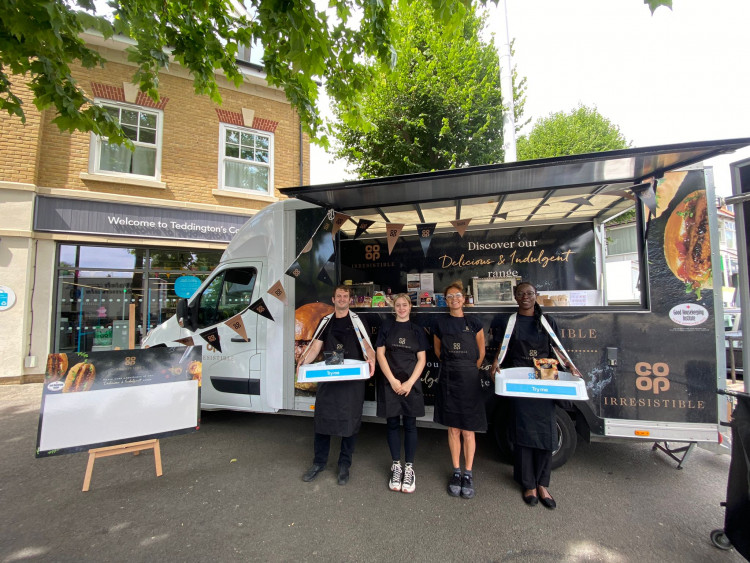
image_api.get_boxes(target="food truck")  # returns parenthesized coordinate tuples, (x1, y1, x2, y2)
(142, 139, 750, 467)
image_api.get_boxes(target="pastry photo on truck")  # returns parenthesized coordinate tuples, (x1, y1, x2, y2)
(142, 138, 750, 469)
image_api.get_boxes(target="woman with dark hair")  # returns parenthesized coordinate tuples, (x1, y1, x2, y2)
(491, 281, 560, 509)
(433, 281, 486, 499)
(376, 293, 428, 493)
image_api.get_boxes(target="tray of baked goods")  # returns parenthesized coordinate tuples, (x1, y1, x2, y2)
(494, 365, 588, 401)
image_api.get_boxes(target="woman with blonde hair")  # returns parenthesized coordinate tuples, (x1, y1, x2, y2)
(376, 293, 428, 493)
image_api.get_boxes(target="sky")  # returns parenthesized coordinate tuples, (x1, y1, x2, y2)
(309, 0, 750, 196)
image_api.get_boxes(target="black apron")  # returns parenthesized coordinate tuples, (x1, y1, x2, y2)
(313, 315, 367, 437)
(376, 322, 425, 418)
(433, 318, 487, 432)
(503, 315, 557, 451)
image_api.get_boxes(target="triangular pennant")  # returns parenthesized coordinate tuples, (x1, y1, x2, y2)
(318, 266, 334, 286)
(386, 223, 404, 255)
(634, 184, 657, 216)
(267, 280, 288, 304)
(286, 261, 303, 279)
(563, 197, 593, 206)
(493, 212, 508, 220)
(175, 336, 194, 346)
(199, 327, 222, 353)
(450, 219, 471, 237)
(250, 298, 275, 321)
(301, 239, 313, 253)
(321, 217, 334, 238)
(416, 223, 437, 257)
(332, 213, 350, 237)
(224, 313, 248, 341)
(353, 219, 375, 240)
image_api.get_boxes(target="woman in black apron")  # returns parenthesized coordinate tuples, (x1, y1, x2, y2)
(433, 281, 486, 499)
(376, 293, 428, 493)
(491, 281, 560, 509)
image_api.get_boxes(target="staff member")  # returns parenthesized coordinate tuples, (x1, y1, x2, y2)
(491, 281, 559, 509)
(297, 285, 376, 485)
(433, 281, 486, 499)
(376, 293, 428, 493)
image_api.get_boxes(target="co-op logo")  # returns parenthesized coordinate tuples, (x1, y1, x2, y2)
(365, 244, 381, 261)
(635, 362, 670, 394)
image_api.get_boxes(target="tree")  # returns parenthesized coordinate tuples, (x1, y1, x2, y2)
(516, 104, 630, 160)
(331, 0, 527, 178)
(1, 1, 669, 150)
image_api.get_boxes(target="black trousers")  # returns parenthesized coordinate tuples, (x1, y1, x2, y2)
(514, 445, 552, 490)
(386, 416, 418, 463)
(313, 432, 358, 468)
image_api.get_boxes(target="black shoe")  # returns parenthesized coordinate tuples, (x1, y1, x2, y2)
(447, 472, 461, 497)
(337, 465, 350, 485)
(539, 495, 556, 509)
(460, 473, 475, 499)
(523, 493, 539, 506)
(302, 464, 326, 482)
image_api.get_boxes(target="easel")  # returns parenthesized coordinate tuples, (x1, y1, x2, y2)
(82, 439, 162, 492)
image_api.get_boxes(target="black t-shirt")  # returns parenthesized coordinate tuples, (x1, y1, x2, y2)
(316, 314, 368, 361)
(501, 314, 559, 368)
(375, 320, 428, 379)
(434, 315, 483, 362)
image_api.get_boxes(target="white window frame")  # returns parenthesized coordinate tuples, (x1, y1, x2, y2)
(218, 123, 274, 196)
(88, 99, 163, 181)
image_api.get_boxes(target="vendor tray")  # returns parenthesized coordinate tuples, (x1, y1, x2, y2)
(495, 367, 589, 401)
(297, 359, 370, 383)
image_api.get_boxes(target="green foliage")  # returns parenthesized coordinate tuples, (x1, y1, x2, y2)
(517, 104, 630, 161)
(0, 0, 671, 149)
(331, 0, 527, 178)
(0, 0, 481, 148)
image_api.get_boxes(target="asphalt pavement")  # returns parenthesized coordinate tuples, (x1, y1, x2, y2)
(0, 383, 745, 563)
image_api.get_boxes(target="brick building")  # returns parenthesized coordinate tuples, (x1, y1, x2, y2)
(0, 32, 310, 382)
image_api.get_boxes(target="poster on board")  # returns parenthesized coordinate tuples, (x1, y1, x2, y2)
(36, 347, 202, 457)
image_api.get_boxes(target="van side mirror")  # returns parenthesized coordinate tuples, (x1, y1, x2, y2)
(176, 299, 195, 331)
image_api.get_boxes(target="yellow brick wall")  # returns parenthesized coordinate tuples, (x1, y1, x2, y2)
(0, 78, 44, 185)
(2, 58, 309, 211)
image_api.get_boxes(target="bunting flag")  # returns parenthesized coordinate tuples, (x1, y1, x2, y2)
(321, 217, 334, 238)
(199, 327, 222, 353)
(301, 239, 313, 253)
(450, 219, 471, 237)
(224, 313, 249, 341)
(493, 212, 508, 220)
(175, 336, 194, 346)
(633, 183, 657, 216)
(563, 197, 593, 206)
(318, 267, 334, 286)
(286, 261, 303, 279)
(332, 213, 350, 237)
(353, 219, 375, 240)
(416, 223, 437, 257)
(267, 280, 288, 304)
(386, 223, 404, 255)
(250, 298, 275, 321)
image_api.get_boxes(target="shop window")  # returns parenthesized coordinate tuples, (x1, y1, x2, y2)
(89, 101, 162, 179)
(218, 124, 272, 194)
(196, 268, 257, 328)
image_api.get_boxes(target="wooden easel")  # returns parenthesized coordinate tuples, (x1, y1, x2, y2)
(82, 439, 162, 492)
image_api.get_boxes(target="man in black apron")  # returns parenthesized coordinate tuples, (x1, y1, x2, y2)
(297, 285, 376, 485)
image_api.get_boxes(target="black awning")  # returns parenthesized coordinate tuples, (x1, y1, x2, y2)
(281, 138, 750, 235)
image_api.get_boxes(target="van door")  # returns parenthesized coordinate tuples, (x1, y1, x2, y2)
(190, 265, 262, 410)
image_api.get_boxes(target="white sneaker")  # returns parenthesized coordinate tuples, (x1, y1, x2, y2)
(401, 463, 415, 493)
(389, 461, 402, 491)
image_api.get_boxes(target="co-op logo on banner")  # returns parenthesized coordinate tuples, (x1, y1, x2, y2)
(365, 244, 381, 261)
(636, 362, 670, 394)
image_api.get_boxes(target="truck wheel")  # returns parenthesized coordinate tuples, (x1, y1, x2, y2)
(551, 406, 577, 470)
(492, 405, 577, 469)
